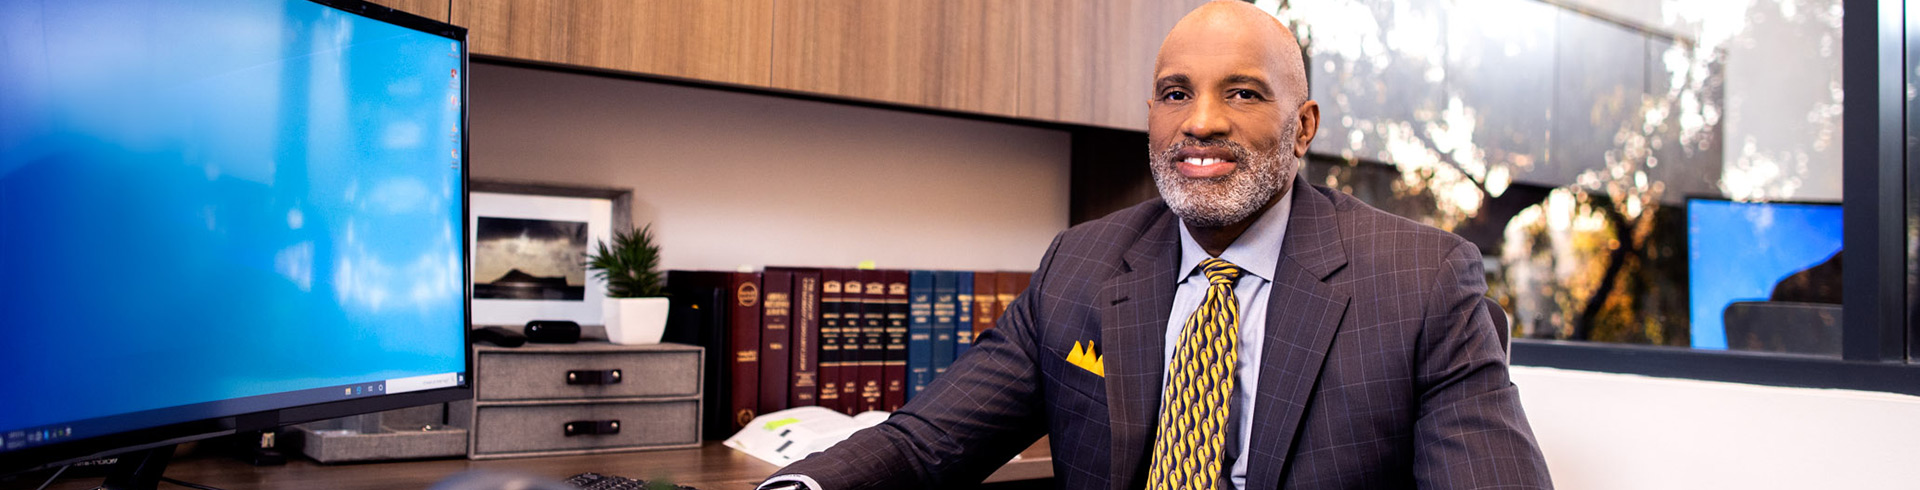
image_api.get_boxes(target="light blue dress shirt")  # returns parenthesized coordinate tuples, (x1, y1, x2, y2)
(1164, 189, 1292, 490)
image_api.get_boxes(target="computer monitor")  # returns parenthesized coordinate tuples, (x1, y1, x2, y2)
(1686, 198, 1844, 350)
(0, 0, 471, 483)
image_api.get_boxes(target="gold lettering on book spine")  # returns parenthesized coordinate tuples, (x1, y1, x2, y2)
(765, 292, 791, 318)
(738, 282, 759, 307)
(797, 277, 816, 367)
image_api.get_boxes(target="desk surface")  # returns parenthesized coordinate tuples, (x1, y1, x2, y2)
(34, 439, 1052, 490)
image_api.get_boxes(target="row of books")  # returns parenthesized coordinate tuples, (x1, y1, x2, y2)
(663, 268, 1032, 439)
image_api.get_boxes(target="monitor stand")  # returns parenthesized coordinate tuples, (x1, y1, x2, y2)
(229, 430, 287, 466)
(97, 445, 173, 490)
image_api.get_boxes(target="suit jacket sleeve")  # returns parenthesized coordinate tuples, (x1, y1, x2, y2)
(1412, 241, 1554, 488)
(766, 237, 1059, 490)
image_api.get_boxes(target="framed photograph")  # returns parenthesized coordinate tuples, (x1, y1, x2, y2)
(469, 180, 634, 327)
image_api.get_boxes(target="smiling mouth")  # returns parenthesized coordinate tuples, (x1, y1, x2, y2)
(1174, 156, 1237, 179)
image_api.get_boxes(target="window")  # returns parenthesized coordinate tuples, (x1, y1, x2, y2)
(1258, 0, 1916, 392)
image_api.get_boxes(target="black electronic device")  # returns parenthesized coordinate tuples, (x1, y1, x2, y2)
(473, 326, 528, 347)
(526, 320, 583, 343)
(0, 1, 471, 487)
(563, 472, 701, 490)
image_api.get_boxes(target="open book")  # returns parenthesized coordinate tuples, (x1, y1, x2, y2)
(723, 407, 891, 467)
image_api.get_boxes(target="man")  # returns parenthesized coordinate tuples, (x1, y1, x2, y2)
(761, 2, 1552, 488)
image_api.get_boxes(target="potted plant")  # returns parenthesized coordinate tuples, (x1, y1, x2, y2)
(587, 224, 669, 344)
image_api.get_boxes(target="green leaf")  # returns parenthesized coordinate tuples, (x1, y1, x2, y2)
(584, 224, 665, 298)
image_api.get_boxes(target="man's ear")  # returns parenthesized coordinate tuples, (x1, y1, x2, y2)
(1294, 100, 1319, 157)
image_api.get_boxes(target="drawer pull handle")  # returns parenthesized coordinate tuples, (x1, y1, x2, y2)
(566, 369, 623, 385)
(564, 420, 621, 437)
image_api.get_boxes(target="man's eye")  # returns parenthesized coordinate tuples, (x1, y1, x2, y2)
(1229, 89, 1262, 100)
(1162, 90, 1190, 101)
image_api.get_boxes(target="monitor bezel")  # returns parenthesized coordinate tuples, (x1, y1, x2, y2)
(1, 0, 473, 476)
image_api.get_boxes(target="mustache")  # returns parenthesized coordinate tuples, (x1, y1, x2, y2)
(1153, 138, 1255, 164)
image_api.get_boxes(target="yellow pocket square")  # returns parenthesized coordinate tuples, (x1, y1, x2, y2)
(1066, 341, 1104, 377)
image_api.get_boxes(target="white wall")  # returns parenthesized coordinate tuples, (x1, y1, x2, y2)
(1514, 367, 1920, 489)
(467, 63, 1072, 272)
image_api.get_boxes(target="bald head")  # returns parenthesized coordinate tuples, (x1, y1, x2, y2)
(1146, 1, 1319, 238)
(1155, 0, 1308, 105)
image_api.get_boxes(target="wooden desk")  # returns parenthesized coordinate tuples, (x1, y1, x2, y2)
(34, 440, 1051, 490)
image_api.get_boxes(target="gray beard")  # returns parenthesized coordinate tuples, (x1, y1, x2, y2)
(1148, 137, 1299, 228)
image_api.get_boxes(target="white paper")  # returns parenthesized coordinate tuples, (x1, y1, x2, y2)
(723, 407, 891, 467)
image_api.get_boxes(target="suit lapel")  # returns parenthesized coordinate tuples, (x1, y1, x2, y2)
(1098, 207, 1180, 490)
(1246, 180, 1351, 489)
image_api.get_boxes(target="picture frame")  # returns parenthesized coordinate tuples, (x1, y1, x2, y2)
(469, 180, 634, 327)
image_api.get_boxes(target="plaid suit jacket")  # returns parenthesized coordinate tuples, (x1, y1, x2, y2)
(772, 177, 1552, 489)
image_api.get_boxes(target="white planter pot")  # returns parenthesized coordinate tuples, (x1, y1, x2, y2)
(604, 297, 670, 345)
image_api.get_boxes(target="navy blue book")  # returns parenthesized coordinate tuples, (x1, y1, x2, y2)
(907, 270, 935, 399)
(931, 271, 959, 378)
(955, 271, 975, 359)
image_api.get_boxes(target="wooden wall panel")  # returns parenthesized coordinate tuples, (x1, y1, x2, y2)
(371, 0, 450, 23)
(1017, 0, 1206, 130)
(452, 0, 773, 86)
(771, 0, 1018, 116)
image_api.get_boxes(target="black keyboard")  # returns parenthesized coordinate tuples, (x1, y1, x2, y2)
(563, 472, 701, 490)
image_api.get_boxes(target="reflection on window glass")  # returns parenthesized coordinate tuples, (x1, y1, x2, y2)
(1260, 0, 1844, 354)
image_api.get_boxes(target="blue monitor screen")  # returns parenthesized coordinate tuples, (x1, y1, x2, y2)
(1686, 199, 1843, 350)
(0, 0, 466, 450)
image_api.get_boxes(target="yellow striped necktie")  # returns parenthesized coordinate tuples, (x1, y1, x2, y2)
(1146, 258, 1245, 490)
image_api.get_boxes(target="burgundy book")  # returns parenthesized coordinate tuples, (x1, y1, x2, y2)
(859, 269, 887, 412)
(783, 268, 822, 407)
(973, 271, 998, 340)
(996, 271, 1030, 320)
(817, 270, 845, 413)
(837, 272, 866, 414)
(759, 269, 793, 415)
(883, 270, 909, 411)
(728, 272, 763, 431)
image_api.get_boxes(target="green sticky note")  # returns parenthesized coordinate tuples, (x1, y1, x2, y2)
(764, 418, 801, 430)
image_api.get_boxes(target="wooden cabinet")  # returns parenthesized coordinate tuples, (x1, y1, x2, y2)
(1016, 0, 1208, 130)
(769, 0, 1018, 116)
(446, 0, 1205, 130)
(370, 0, 450, 23)
(452, 0, 774, 86)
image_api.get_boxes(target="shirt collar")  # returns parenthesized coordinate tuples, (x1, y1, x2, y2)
(1176, 187, 1292, 284)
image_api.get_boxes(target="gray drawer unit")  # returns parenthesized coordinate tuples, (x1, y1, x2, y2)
(466, 342, 703, 459)
(471, 400, 700, 457)
(474, 343, 701, 401)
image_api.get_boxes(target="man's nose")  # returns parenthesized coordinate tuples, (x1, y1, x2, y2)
(1181, 96, 1229, 141)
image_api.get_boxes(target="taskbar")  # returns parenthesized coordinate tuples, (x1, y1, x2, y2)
(2, 371, 465, 453)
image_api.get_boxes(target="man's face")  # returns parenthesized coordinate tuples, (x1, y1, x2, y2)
(1147, 13, 1307, 228)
